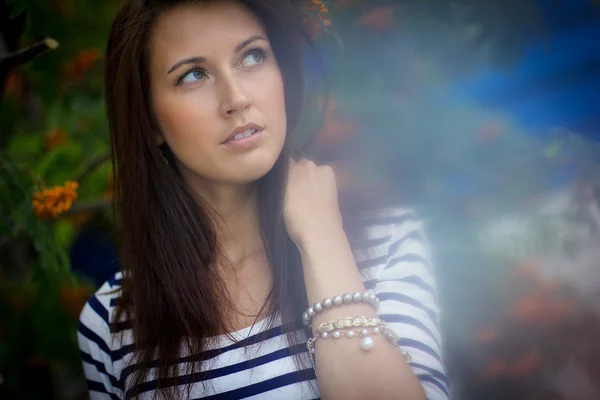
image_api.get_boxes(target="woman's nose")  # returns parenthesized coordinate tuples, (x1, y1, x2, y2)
(219, 75, 252, 118)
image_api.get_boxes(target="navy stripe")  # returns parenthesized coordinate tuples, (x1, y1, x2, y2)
(364, 275, 436, 298)
(78, 321, 112, 357)
(78, 305, 134, 363)
(398, 338, 443, 364)
(110, 297, 120, 307)
(110, 319, 132, 333)
(108, 274, 122, 287)
(418, 374, 450, 399)
(111, 342, 134, 363)
(360, 212, 418, 227)
(86, 380, 120, 400)
(127, 343, 308, 398)
(411, 362, 449, 387)
(88, 296, 109, 324)
(398, 275, 436, 297)
(357, 255, 388, 270)
(386, 253, 430, 270)
(196, 368, 315, 400)
(80, 350, 122, 390)
(364, 280, 376, 290)
(388, 230, 426, 256)
(119, 321, 303, 386)
(378, 292, 439, 329)
(350, 234, 392, 249)
(380, 314, 441, 349)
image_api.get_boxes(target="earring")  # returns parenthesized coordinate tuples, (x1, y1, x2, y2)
(160, 148, 169, 165)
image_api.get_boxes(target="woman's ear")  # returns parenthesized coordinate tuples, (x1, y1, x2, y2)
(156, 134, 165, 145)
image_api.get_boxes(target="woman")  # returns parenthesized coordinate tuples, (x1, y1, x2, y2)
(78, 0, 448, 399)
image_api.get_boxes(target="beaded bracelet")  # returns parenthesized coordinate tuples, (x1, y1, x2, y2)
(302, 290, 380, 326)
(306, 316, 412, 374)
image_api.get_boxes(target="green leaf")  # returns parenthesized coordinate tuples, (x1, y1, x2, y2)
(6, 133, 43, 162)
(32, 142, 83, 182)
(33, 237, 45, 253)
(54, 220, 75, 250)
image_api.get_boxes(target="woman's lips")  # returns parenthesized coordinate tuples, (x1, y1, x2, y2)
(221, 128, 263, 149)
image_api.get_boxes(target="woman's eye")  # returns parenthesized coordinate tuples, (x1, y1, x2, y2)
(241, 50, 265, 68)
(180, 69, 205, 85)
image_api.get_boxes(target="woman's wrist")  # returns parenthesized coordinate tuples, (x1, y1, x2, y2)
(294, 222, 347, 256)
(296, 224, 367, 305)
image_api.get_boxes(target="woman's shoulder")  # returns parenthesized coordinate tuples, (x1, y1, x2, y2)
(78, 271, 124, 344)
(77, 272, 127, 396)
(352, 207, 428, 276)
(358, 206, 425, 242)
(360, 206, 421, 224)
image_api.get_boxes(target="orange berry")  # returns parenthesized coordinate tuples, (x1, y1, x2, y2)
(65, 48, 102, 79)
(32, 181, 79, 220)
(44, 128, 68, 150)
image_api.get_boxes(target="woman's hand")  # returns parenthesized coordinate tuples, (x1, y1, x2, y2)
(283, 159, 344, 247)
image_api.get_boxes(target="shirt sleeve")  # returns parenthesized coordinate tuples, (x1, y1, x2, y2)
(78, 291, 123, 400)
(372, 210, 450, 399)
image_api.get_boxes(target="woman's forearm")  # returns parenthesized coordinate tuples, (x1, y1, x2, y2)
(297, 226, 426, 400)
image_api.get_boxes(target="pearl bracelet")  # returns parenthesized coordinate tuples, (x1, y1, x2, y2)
(306, 316, 412, 374)
(302, 290, 380, 326)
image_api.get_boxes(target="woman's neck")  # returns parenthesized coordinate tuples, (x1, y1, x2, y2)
(184, 178, 272, 332)
(192, 179, 264, 267)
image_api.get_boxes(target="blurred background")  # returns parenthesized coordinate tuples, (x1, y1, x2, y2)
(1, 0, 599, 399)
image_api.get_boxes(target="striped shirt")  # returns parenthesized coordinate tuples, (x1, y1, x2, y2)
(78, 208, 449, 399)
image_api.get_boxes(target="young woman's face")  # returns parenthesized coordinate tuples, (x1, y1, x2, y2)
(149, 0, 287, 186)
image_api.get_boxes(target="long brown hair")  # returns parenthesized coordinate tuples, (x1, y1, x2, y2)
(106, 0, 325, 398)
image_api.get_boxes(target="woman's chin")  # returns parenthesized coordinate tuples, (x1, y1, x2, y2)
(209, 152, 279, 185)
(231, 159, 278, 184)
(227, 145, 284, 183)
(181, 143, 284, 187)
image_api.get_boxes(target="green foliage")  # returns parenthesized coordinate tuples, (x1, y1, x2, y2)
(1, 1, 117, 397)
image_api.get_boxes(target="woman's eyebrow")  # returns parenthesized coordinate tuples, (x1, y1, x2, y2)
(167, 35, 268, 75)
(234, 34, 267, 53)
(168, 56, 206, 75)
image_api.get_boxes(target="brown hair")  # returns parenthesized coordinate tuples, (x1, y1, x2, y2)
(106, 0, 324, 398)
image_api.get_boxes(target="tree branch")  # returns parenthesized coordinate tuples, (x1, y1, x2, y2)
(0, 37, 59, 73)
(75, 153, 111, 182)
(63, 198, 112, 216)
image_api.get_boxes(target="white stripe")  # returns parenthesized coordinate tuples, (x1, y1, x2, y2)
(379, 302, 441, 341)
(89, 390, 115, 400)
(421, 381, 449, 400)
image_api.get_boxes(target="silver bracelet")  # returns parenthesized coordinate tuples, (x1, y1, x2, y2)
(305, 316, 412, 375)
(302, 290, 380, 326)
